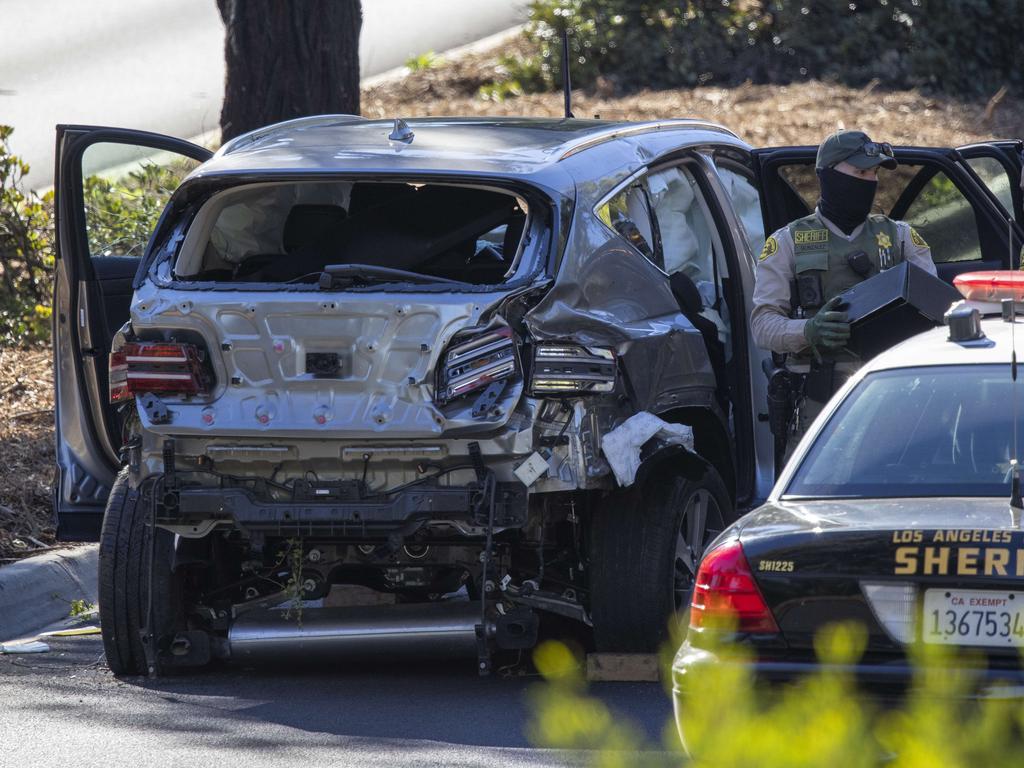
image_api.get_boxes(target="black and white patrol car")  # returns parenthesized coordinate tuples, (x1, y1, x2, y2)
(673, 271, 1024, 731)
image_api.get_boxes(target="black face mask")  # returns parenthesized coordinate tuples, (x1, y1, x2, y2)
(816, 167, 877, 235)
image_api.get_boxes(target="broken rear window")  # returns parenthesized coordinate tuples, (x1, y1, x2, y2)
(172, 181, 536, 286)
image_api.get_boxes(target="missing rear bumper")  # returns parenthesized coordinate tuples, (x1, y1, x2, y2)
(165, 482, 528, 534)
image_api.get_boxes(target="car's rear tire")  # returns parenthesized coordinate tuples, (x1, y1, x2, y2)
(589, 462, 731, 652)
(99, 469, 177, 676)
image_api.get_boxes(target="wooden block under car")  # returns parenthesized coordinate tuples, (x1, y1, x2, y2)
(323, 584, 397, 608)
(586, 653, 660, 682)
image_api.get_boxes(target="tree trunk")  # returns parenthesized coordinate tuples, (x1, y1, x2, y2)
(217, 0, 362, 143)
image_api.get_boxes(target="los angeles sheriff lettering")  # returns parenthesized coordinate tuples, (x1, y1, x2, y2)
(892, 530, 1022, 576)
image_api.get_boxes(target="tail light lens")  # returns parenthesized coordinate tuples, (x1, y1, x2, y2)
(439, 327, 517, 402)
(530, 343, 615, 395)
(109, 341, 211, 403)
(689, 540, 779, 634)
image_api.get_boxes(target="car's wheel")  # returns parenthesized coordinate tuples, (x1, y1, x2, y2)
(589, 462, 731, 652)
(98, 469, 177, 676)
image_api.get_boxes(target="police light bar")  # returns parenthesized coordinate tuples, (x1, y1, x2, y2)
(953, 271, 1024, 303)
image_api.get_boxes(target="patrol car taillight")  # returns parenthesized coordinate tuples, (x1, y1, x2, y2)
(109, 341, 211, 403)
(953, 271, 1024, 303)
(689, 541, 779, 635)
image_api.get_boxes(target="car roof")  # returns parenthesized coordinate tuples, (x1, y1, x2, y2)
(192, 115, 743, 184)
(864, 306, 1016, 372)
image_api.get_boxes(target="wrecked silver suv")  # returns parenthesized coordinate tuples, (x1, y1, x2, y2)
(52, 117, 1022, 674)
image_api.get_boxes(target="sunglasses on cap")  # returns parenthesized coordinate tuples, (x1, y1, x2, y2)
(862, 141, 894, 159)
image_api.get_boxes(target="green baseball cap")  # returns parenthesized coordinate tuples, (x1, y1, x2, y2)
(816, 130, 897, 171)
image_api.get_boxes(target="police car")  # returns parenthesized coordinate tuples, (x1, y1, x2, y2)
(672, 271, 1024, 727)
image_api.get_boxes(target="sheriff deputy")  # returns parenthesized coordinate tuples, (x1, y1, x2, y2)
(751, 130, 936, 451)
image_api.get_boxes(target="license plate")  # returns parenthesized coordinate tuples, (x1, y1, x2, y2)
(923, 589, 1024, 647)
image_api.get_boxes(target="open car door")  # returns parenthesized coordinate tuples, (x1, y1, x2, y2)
(751, 143, 1024, 283)
(957, 140, 1024, 226)
(53, 126, 211, 540)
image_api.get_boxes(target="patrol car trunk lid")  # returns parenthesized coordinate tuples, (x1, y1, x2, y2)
(737, 498, 1024, 656)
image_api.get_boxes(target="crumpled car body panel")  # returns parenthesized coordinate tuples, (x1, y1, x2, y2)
(128, 281, 524, 440)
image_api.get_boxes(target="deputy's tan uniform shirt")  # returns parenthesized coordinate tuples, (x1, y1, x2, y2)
(751, 209, 936, 355)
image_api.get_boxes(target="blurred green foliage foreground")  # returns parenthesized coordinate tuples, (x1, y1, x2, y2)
(529, 623, 1024, 767)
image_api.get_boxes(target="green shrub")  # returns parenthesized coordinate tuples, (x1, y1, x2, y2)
(0, 125, 195, 346)
(405, 50, 442, 72)
(508, 0, 759, 92)
(505, 1, 1024, 96)
(901, 0, 1024, 94)
(0, 126, 55, 346)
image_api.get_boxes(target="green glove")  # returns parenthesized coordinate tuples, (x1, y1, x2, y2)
(803, 297, 850, 353)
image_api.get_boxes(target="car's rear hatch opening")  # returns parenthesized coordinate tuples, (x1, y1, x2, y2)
(171, 180, 538, 287)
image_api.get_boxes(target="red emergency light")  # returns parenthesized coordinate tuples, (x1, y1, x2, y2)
(953, 271, 1024, 303)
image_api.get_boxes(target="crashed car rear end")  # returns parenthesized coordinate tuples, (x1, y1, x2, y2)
(74, 117, 747, 674)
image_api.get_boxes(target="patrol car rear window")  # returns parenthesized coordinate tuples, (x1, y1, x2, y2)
(785, 365, 1022, 499)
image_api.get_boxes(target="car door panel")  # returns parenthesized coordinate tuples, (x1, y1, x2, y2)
(698, 150, 778, 506)
(89, 256, 139, 357)
(958, 140, 1023, 224)
(53, 125, 211, 540)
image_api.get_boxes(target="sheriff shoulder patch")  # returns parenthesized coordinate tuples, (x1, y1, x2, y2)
(794, 229, 829, 245)
(759, 236, 778, 261)
(910, 227, 928, 248)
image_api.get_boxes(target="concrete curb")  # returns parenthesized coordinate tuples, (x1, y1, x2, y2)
(0, 545, 99, 642)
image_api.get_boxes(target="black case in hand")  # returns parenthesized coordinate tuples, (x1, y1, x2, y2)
(837, 261, 961, 360)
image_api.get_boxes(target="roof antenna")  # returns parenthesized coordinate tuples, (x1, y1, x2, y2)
(560, 24, 574, 119)
(388, 118, 414, 144)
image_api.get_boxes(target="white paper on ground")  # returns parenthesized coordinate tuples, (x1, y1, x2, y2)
(0, 640, 50, 654)
(600, 412, 695, 487)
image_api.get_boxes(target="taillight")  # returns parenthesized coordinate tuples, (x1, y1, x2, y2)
(689, 540, 779, 634)
(109, 341, 211, 403)
(439, 327, 517, 402)
(530, 343, 615, 395)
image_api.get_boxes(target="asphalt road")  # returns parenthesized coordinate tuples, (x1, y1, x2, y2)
(0, 0, 528, 190)
(0, 634, 676, 767)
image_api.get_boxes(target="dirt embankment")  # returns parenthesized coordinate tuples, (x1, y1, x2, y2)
(3, 34, 1022, 556)
(0, 346, 54, 558)
(362, 35, 1024, 147)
